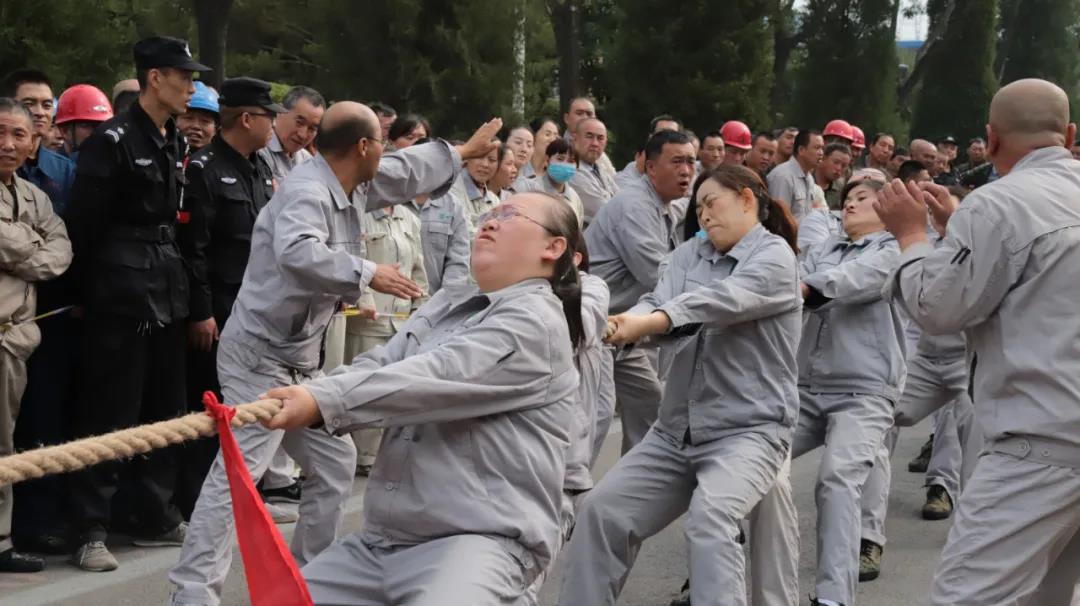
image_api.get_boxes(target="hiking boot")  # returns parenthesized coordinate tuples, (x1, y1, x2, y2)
(859, 539, 883, 582)
(133, 521, 187, 547)
(266, 502, 299, 524)
(71, 541, 118, 572)
(922, 485, 953, 520)
(261, 481, 302, 504)
(908, 435, 933, 472)
(0, 548, 45, 573)
(669, 578, 691, 606)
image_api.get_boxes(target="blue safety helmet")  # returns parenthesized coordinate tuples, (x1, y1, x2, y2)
(189, 81, 219, 114)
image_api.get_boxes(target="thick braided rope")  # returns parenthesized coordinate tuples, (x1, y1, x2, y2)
(0, 399, 282, 487)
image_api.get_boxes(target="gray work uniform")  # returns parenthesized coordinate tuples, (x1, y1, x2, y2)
(169, 142, 461, 606)
(614, 160, 643, 191)
(298, 278, 578, 606)
(586, 174, 680, 452)
(859, 238, 975, 548)
(558, 225, 802, 606)
(757, 229, 905, 606)
(860, 330, 974, 548)
(255, 130, 312, 491)
(0, 176, 71, 554)
(516, 172, 585, 227)
(767, 156, 816, 221)
(520, 272, 612, 606)
(407, 192, 471, 294)
(570, 159, 617, 224)
(452, 172, 500, 239)
(886, 147, 1080, 605)
(797, 209, 843, 257)
(256, 131, 312, 188)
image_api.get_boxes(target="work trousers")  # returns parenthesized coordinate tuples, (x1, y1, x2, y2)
(0, 348, 29, 552)
(303, 533, 535, 606)
(67, 313, 186, 543)
(168, 335, 356, 606)
(557, 428, 784, 606)
(612, 347, 663, 453)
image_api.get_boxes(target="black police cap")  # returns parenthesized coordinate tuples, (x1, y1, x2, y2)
(133, 36, 211, 72)
(938, 135, 958, 145)
(218, 77, 286, 113)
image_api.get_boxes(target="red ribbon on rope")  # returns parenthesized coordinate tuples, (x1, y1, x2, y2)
(202, 391, 314, 606)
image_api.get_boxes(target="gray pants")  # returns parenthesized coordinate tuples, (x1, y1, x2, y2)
(861, 354, 973, 546)
(747, 454, 800, 606)
(557, 428, 784, 606)
(169, 337, 357, 605)
(612, 347, 662, 453)
(930, 446, 1080, 605)
(757, 389, 894, 605)
(302, 533, 534, 605)
(0, 348, 27, 553)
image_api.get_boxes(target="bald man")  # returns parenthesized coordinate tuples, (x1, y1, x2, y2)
(875, 79, 1080, 606)
(569, 117, 618, 223)
(169, 102, 503, 605)
(909, 138, 938, 169)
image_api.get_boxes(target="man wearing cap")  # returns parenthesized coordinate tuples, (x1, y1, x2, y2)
(54, 84, 114, 161)
(173, 77, 282, 519)
(112, 79, 140, 115)
(934, 135, 960, 186)
(64, 35, 210, 572)
(768, 128, 824, 220)
(720, 120, 752, 165)
(176, 82, 219, 152)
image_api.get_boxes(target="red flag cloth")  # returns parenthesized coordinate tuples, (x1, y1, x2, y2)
(202, 391, 314, 606)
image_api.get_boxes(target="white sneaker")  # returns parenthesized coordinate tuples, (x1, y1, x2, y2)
(71, 541, 118, 572)
(265, 502, 299, 524)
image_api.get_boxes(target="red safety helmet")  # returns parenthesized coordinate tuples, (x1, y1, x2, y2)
(850, 125, 866, 150)
(823, 119, 854, 142)
(720, 120, 752, 150)
(55, 84, 113, 126)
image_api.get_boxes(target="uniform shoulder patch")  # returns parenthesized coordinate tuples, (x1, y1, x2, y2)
(105, 129, 121, 143)
(221, 176, 237, 184)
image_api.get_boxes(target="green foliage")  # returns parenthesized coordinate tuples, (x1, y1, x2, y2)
(910, 0, 998, 142)
(598, 0, 774, 162)
(998, 0, 1080, 113)
(788, 0, 902, 136)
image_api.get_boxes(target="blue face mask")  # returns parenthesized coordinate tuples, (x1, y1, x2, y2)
(547, 162, 577, 184)
(695, 229, 708, 240)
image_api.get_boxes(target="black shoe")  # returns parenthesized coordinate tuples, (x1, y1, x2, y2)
(15, 533, 69, 555)
(0, 548, 45, 573)
(908, 435, 933, 473)
(261, 481, 301, 504)
(810, 598, 846, 606)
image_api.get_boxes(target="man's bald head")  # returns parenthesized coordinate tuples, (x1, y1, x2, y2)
(990, 79, 1071, 144)
(316, 101, 381, 157)
(909, 139, 937, 167)
(576, 117, 605, 136)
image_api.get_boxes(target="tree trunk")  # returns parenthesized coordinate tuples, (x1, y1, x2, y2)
(191, 0, 234, 88)
(547, 0, 581, 112)
(897, 0, 956, 107)
(769, 0, 800, 118)
(512, 0, 527, 122)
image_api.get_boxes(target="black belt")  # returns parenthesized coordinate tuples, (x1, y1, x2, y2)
(110, 224, 176, 243)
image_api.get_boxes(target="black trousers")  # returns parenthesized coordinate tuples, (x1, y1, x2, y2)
(12, 314, 81, 544)
(172, 338, 221, 520)
(67, 312, 186, 542)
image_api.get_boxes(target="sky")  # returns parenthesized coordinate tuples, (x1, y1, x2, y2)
(793, 1, 929, 41)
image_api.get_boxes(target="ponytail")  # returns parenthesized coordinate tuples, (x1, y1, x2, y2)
(758, 195, 800, 254)
(534, 192, 586, 350)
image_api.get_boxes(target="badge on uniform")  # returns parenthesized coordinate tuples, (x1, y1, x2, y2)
(178, 210, 191, 224)
(135, 158, 153, 166)
(221, 177, 237, 184)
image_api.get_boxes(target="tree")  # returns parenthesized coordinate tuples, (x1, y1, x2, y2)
(909, 0, 997, 142)
(546, 0, 581, 112)
(600, 0, 774, 161)
(769, 0, 803, 121)
(997, 0, 1080, 106)
(787, 0, 901, 135)
(191, 0, 235, 87)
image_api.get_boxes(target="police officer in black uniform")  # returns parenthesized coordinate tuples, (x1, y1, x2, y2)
(64, 36, 209, 572)
(173, 77, 283, 517)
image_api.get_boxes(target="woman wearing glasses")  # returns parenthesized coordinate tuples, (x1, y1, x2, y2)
(557, 164, 802, 606)
(264, 192, 584, 605)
